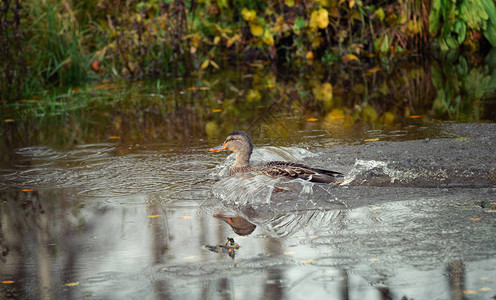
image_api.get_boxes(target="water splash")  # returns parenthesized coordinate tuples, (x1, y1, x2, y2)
(343, 159, 450, 186)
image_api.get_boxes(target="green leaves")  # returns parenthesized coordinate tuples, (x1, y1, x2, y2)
(430, 0, 496, 48)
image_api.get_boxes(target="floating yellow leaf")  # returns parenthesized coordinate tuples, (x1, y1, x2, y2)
(148, 215, 161, 219)
(2, 281, 14, 284)
(365, 138, 380, 142)
(369, 205, 381, 209)
(183, 256, 196, 260)
(108, 136, 120, 139)
(307, 118, 318, 122)
(4, 119, 14, 123)
(486, 210, 496, 213)
(64, 281, 79, 287)
(369, 258, 379, 262)
(480, 277, 489, 280)
(469, 217, 481, 221)
(22, 188, 34, 192)
(249, 23, 264, 37)
(301, 259, 317, 264)
(284, 251, 295, 255)
(178, 216, 192, 219)
(463, 290, 478, 295)
(241, 8, 256, 22)
(212, 109, 222, 112)
(341, 53, 359, 62)
(200, 59, 209, 69)
(479, 287, 491, 292)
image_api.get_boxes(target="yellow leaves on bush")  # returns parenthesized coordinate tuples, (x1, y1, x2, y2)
(341, 53, 359, 62)
(262, 30, 274, 45)
(200, 59, 219, 70)
(246, 89, 261, 102)
(241, 8, 257, 22)
(310, 9, 329, 30)
(250, 23, 264, 36)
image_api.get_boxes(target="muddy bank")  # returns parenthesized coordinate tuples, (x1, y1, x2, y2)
(309, 123, 496, 188)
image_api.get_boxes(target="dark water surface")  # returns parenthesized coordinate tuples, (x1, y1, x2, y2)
(1, 60, 496, 299)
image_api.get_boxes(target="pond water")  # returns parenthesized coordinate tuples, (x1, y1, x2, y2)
(1, 57, 496, 299)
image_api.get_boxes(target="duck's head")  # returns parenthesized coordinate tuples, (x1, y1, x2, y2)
(209, 130, 253, 156)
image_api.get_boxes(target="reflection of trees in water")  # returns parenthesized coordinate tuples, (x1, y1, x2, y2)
(2, 55, 495, 158)
(0, 189, 84, 299)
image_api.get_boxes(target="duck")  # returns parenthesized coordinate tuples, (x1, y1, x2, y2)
(209, 130, 343, 183)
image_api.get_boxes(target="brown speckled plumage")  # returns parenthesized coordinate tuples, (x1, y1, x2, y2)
(210, 130, 343, 183)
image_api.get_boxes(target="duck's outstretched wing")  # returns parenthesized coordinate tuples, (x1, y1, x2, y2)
(254, 161, 343, 183)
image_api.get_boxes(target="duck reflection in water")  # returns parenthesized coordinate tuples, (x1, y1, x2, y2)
(209, 130, 344, 184)
(214, 214, 257, 236)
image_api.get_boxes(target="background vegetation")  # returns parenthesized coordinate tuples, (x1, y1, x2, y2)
(2, 0, 496, 102)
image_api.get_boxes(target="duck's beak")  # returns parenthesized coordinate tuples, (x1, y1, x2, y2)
(209, 143, 227, 152)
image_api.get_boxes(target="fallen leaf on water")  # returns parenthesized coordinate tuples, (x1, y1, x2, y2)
(284, 251, 295, 255)
(307, 118, 318, 122)
(22, 188, 34, 192)
(486, 210, 496, 213)
(4, 119, 14, 123)
(178, 216, 192, 219)
(463, 290, 477, 295)
(369, 206, 382, 210)
(469, 217, 481, 221)
(212, 109, 222, 112)
(2, 281, 15, 284)
(480, 277, 489, 280)
(301, 259, 317, 264)
(64, 281, 79, 287)
(456, 136, 469, 141)
(409, 115, 423, 118)
(369, 258, 379, 262)
(108, 136, 120, 140)
(364, 138, 379, 142)
(183, 256, 195, 260)
(148, 215, 161, 219)
(479, 287, 491, 292)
